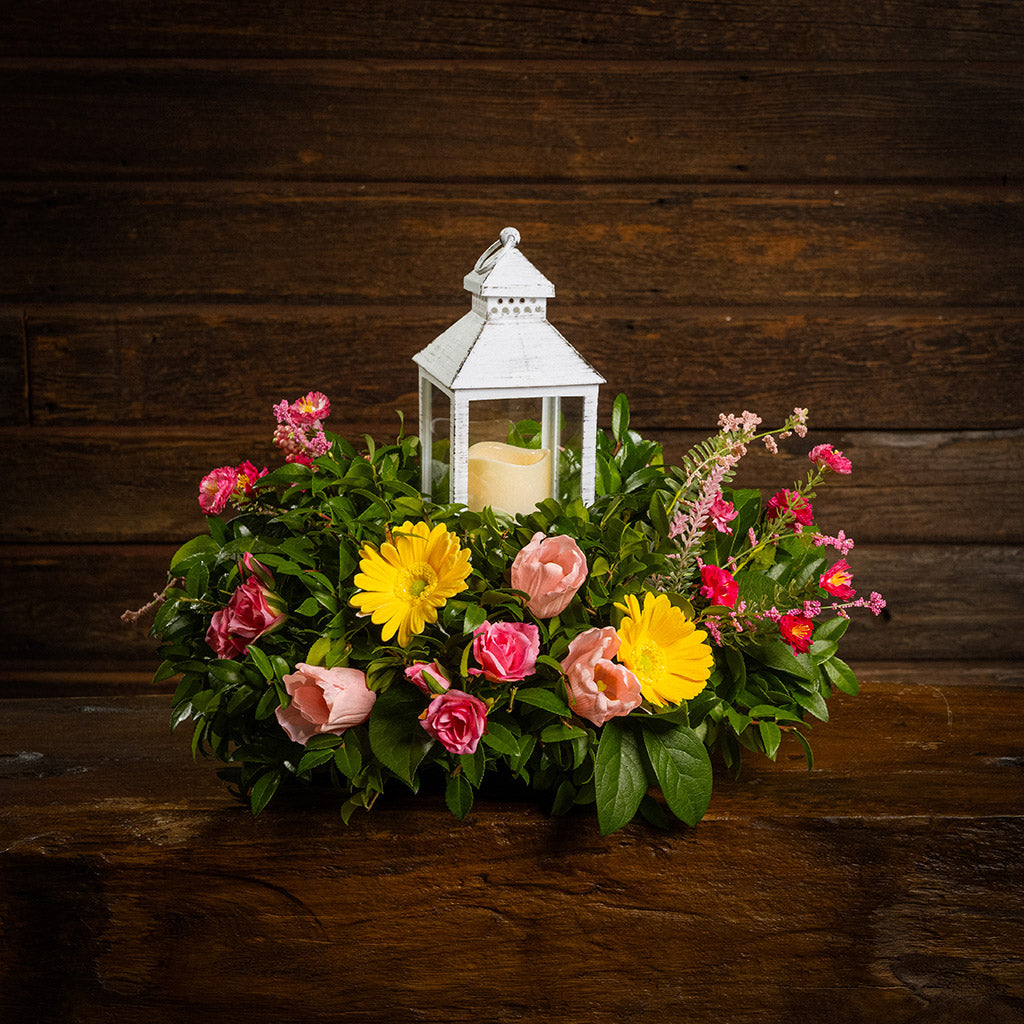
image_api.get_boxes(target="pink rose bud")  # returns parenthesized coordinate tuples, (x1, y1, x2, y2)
(275, 663, 376, 745)
(699, 565, 739, 608)
(420, 689, 488, 755)
(510, 532, 589, 618)
(470, 620, 540, 683)
(198, 466, 240, 515)
(560, 626, 642, 727)
(205, 576, 287, 659)
(405, 661, 452, 695)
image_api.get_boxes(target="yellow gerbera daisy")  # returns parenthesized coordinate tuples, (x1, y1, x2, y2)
(349, 521, 472, 647)
(616, 592, 714, 707)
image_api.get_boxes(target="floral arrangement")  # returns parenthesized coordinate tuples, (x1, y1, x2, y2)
(147, 391, 884, 835)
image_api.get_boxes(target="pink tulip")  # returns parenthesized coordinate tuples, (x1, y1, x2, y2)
(275, 663, 376, 745)
(511, 532, 588, 618)
(560, 626, 642, 727)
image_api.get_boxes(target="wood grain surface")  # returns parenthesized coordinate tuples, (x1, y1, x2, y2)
(1, 685, 1022, 1023)
(3, 1, 1023, 61)
(3, 62, 1022, 183)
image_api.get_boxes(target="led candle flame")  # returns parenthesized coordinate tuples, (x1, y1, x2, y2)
(466, 441, 551, 516)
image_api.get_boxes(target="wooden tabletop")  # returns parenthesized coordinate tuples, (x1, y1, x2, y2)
(2, 681, 1022, 1023)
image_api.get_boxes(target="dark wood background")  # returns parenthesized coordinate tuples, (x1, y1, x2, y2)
(2, 4, 1023, 1023)
(2, 1, 1022, 694)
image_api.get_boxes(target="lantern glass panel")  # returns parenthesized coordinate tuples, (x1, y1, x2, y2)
(553, 396, 584, 505)
(426, 382, 450, 504)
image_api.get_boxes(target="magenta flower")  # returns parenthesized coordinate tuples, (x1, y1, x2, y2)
(819, 559, 856, 599)
(289, 391, 331, 427)
(233, 460, 268, 503)
(198, 466, 240, 515)
(470, 620, 540, 683)
(707, 494, 737, 534)
(420, 689, 488, 755)
(779, 613, 815, 656)
(766, 489, 814, 532)
(808, 444, 852, 475)
(700, 565, 739, 608)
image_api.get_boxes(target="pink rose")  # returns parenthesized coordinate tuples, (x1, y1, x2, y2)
(700, 565, 739, 608)
(275, 662, 376, 745)
(198, 466, 239, 515)
(405, 660, 452, 695)
(470, 620, 539, 683)
(766, 489, 814, 533)
(420, 689, 488, 755)
(560, 626, 641, 727)
(206, 575, 287, 658)
(510, 532, 588, 618)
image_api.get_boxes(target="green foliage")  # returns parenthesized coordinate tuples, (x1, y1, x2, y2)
(152, 395, 872, 835)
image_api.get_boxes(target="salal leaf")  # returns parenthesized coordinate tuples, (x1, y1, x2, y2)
(642, 724, 713, 827)
(594, 720, 647, 836)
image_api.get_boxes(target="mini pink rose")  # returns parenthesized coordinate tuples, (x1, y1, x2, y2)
(198, 466, 239, 515)
(405, 660, 452, 695)
(560, 626, 641, 727)
(275, 662, 376, 745)
(511, 532, 589, 618)
(470, 620, 539, 683)
(700, 565, 739, 608)
(420, 689, 488, 755)
(205, 576, 287, 658)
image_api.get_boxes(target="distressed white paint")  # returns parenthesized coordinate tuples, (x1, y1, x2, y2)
(414, 227, 604, 509)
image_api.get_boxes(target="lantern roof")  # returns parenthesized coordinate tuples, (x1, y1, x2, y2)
(414, 228, 605, 392)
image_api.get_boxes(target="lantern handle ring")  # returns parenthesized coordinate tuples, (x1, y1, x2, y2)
(474, 226, 521, 274)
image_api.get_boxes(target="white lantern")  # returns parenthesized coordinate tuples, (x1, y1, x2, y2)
(414, 228, 605, 517)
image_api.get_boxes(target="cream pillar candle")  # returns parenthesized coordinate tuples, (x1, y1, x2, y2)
(466, 441, 552, 516)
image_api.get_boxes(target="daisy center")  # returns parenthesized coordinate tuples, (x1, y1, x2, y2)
(396, 563, 438, 602)
(633, 642, 665, 682)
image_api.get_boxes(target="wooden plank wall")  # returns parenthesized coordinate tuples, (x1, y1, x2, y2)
(1, 2, 1022, 693)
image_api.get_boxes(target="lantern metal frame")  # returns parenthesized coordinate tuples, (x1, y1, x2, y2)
(413, 228, 604, 512)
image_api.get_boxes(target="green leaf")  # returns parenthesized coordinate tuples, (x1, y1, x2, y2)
(459, 746, 486, 787)
(793, 687, 830, 722)
(551, 780, 577, 816)
(541, 722, 587, 743)
(823, 656, 860, 696)
(249, 770, 282, 815)
(368, 685, 433, 785)
(170, 534, 219, 573)
(153, 659, 178, 684)
(248, 645, 275, 681)
(297, 746, 336, 773)
(481, 721, 520, 756)
(255, 685, 280, 720)
(814, 616, 850, 644)
(758, 720, 783, 760)
(747, 640, 814, 681)
(611, 393, 630, 444)
(594, 720, 647, 836)
(445, 772, 474, 820)
(334, 736, 363, 779)
(642, 725, 713, 827)
(514, 686, 571, 717)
